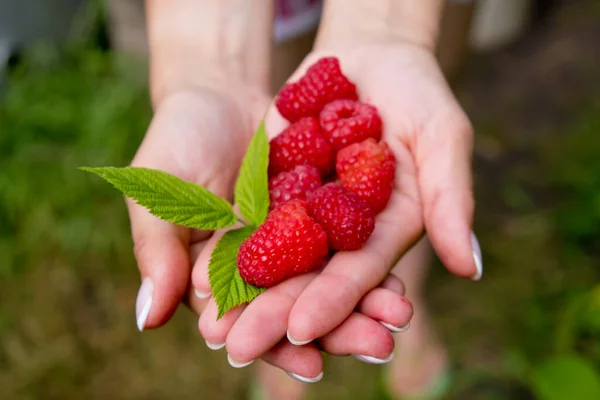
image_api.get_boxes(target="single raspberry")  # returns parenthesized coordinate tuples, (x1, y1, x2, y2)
(336, 139, 396, 214)
(269, 117, 333, 177)
(269, 165, 322, 209)
(237, 200, 329, 288)
(275, 57, 358, 122)
(320, 99, 383, 152)
(307, 183, 375, 251)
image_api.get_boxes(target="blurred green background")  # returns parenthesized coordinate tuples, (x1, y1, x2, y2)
(1, 0, 599, 399)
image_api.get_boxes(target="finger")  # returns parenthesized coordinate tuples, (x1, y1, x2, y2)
(190, 232, 222, 299)
(182, 241, 211, 315)
(128, 201, 190, 332)
(225, 271, 405, 365)
(357, 285, 413, 333)
(198, 297, 247, 350)
(287, 143, 423, 344)
(416, 105, 481, 280)
(191, 220, 246, 299)
(317, 313, 395, 364)
(184, 283, 211, 316)
(260, 342, 324, 383)
(378, 273, 406, 295)
(225, 273, 317, 365)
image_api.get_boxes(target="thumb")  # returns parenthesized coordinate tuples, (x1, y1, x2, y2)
(416, 107, 482, 280)
(128, 201, 191, 331)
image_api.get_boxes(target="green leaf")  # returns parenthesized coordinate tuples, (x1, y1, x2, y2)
(81, 167, 237, 230)
(234, 121, 270, 226)
(209, 226, 265, 319)
(530, 354, 600, 400)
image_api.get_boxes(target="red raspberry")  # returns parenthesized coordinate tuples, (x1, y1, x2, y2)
(275, 57, 358, 122)
(269, 165, 322, 209)
(237, 200, 329, 288)
(269, 117, 333, 177)
(307, 183, 375, 251)
(336, 139, 396, 214)
(320, 99, 383, 152)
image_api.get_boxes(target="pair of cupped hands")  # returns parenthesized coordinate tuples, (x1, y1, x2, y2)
(129, 42, 480, 380)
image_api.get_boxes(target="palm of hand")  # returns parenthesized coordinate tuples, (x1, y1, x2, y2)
(132, 89, 267, 199)
(253, 43, 477, 344)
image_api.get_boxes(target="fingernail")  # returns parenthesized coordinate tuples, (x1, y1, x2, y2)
(471, 231, 483, 281)
(205, 340, 225, 351)
(135, 277, 153, 332)
(287, 371, 324, 383)
(380, 321, 411, 333)
(286, 330, 312, 346)
(227, 353, 254, 368)
(195, 288, 211, 299)
(353, 352, 395, 365)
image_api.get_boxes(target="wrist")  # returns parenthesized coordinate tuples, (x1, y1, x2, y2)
(147, 0, 273, 106)
(315, 0, 445, 52)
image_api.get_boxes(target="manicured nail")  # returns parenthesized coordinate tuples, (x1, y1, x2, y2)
(227, 353, 254, 368)
(380, 321, 411, 333)
(286, 330, 312, 346)
(471, 231, 483, 281)
(135, 277, 153, 332)
(195, 288, 211, 299)
(205, 340, 225, 351)
(353, 352, 395, 365)
(287, 371, 324, 383)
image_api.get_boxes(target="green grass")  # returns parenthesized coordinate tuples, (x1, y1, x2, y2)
(0, 41, 599, 399)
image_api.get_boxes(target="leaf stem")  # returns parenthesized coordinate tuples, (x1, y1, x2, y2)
(237, 217, 248, 226)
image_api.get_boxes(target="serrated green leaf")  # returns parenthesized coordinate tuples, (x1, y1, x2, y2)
(234, 121, 270, 226)
(81, 166, 236, 230)
(209, 226, 265, 319)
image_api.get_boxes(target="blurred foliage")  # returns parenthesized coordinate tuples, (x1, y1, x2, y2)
(0, 44, 149, 277)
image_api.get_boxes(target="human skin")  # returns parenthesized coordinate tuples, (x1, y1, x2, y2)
(130, 0, 416, 379)
(193, 0, 482, 366)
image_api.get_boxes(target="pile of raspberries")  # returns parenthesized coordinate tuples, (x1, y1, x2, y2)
(238, 57, 396, 288)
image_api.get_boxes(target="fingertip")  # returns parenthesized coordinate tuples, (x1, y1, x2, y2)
(380, 321, 411, 333)
(191, 236, 219, 296)
(227, 353, 255, 368)
(198, 299, 245, 345)
(135, 277, 153, 331)
(287, 330, 312, 346)
(287, 311, 317, 346)
(471, 231, 483, 281)
(427, 206, 477, 279)
(194, 288, 211, 300)
(130, 222, 190, 330)
(261, 341, 324, 380)
(357, 287, 413, 330)
(317, 313, 395, 361)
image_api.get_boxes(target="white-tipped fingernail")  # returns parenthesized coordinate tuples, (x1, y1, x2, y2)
(380, 321, 411, 333)
(227, 353, 254, 368)
(205, 340, 225, 351)
(194, 288, 211, 299)
(287, 371, 324, 383)
(135, 277, 153, 332)
(286, 330, 312, 346)
(471, 231, 483, 281)
(353, 352, 395, 365)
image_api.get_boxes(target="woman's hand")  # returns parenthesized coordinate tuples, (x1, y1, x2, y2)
(274, 42, 481, 345)
(129, 85, 414, 379)
(129, 86, 266, 331)
(195, 39, 481, 353)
